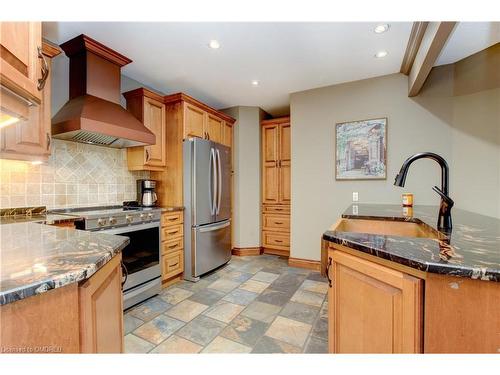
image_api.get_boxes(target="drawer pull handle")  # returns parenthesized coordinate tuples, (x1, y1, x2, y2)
(168, 217, 179, 221)
(167, 230, 179, 235)
(37, 46, 49, 90)
(326, 257, 333, 287)
(168, 244, 178, 249)
(169, 262, 179, 268)
(274, 221, 284, 225)
(275, 208, 283, 211)
(274, 239, 283, 243)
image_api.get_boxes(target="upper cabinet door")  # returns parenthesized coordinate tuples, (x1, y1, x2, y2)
(143, 97, 166, 167)
(262, 124, 280, 204)
(278, 123, 291, 204)
(206, 114, 223, 143)
(183, 103, 206, 139)
(0, 42, 58, 162)
(0, 22, 43, 103)
(221, 121, 232, 148)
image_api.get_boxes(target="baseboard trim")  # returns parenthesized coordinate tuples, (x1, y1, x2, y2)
(288, 257, 321, 271)
(232, 247, 263, 256)
(262, 248, 289, 257)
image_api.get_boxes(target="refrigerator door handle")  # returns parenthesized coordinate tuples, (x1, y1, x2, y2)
(209, 148, 217, 215)
(197, 220, 231, 232)
(216, 149, 222, 215)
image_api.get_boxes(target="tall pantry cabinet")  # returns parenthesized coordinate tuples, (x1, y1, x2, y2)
(261, 117, 291, 256)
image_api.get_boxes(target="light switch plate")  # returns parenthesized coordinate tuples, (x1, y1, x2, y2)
(352, 192, 359, 202)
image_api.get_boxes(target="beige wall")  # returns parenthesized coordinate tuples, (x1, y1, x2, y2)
(290, 72, 500, 261)
(222, 106, 268, 248)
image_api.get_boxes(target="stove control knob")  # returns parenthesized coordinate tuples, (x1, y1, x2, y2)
(147, 213, 154, 219)
(109, 217, 117, 225)
(126, 215, 133, 224)
(97, 218, 107, 227)
(140, 213, 146, 220)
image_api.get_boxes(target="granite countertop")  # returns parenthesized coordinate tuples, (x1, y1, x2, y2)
(0, 222, 129, 305)
(0, 213, 83, 225)
(323, 204, 500, 282)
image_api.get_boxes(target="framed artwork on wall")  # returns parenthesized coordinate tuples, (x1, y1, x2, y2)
(335, 117, 387, 180)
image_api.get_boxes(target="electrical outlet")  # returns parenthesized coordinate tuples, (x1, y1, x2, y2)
(352, 192, 359, 202)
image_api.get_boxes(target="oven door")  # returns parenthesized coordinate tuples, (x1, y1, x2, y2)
(100, 221, 161, 293)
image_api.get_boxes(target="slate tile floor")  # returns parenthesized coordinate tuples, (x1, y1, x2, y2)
(124, 255, 328, 353)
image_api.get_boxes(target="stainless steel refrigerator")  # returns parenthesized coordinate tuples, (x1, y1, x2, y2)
(183, 138, 232, 282)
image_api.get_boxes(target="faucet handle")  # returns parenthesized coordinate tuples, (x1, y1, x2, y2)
(432, 186, 454, 207)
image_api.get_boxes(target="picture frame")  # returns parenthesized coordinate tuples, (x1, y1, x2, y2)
(335, 117, 387, 180)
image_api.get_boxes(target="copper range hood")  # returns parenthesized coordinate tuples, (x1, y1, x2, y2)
(51, 34, 155, 148)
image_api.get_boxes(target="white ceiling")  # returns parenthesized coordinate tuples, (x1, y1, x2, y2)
(43, 22, 498, 116)
(43, 22, 413, 116)
(435, 22, 500, 66)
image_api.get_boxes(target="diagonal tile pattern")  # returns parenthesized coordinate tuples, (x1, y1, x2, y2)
(124, 255, 328, 353)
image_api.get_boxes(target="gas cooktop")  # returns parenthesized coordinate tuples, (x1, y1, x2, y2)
(52, 205, 162, 230)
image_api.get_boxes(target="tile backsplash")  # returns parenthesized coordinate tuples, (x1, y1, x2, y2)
(0, 140, 149, 209)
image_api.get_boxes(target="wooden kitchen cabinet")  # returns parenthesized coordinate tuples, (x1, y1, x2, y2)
(0, 22, 43, 103)
(261, 116, 291, 256)
(79, 253, 124, 353)
(161, 211, 185, 286)
(124, 88, 166, 171)
(221, 120, 233, 148)
(0, 254, 124, 353)
(206, 113, 223, 143)
(327, 248, 423, 353)
(184, 102, 206, 139)
(0, 39, 61, 162)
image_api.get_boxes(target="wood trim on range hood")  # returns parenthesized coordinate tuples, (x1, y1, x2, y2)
(51, 34, 155, 148)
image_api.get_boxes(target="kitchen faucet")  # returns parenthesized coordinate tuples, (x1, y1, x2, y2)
(394, 152, 454, 233)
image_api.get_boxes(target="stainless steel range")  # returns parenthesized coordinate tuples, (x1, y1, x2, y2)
(55, 205, 162, 309)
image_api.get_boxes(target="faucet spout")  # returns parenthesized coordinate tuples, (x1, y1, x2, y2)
(394, 152, 453, 232)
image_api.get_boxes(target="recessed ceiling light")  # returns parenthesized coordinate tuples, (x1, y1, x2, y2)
(31, 160, 43, 165)
(374, 24, 390, 34)
(251, 80, 259, 86)
(374, 50, 388, 58)
(208, 40, 220, 49)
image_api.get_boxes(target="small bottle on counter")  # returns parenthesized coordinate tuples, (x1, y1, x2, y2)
(402, 193, 414, 207)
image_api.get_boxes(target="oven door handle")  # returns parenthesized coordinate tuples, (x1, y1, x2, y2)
(97, 221, 160, 235)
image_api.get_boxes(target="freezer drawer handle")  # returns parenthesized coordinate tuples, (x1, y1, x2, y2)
(198, 221, 230, 232)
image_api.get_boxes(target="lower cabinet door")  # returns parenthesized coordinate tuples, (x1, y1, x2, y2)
(328, 249, 423, 353)
(79, 254, 123, 353)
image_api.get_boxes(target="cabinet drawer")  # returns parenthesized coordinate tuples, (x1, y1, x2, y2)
(263, 231, 290, 250)
(162, 250, 183, 280)
(263, 214, 290, 232)
(263, 205, 290, 214)
(162, 238, 183, 255)
(162, 212, 183, 227)
(162, 223, 183, 240)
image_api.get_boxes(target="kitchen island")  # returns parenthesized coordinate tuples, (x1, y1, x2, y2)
(0, 221, 129, 353)
(322, 204, 500, 354)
